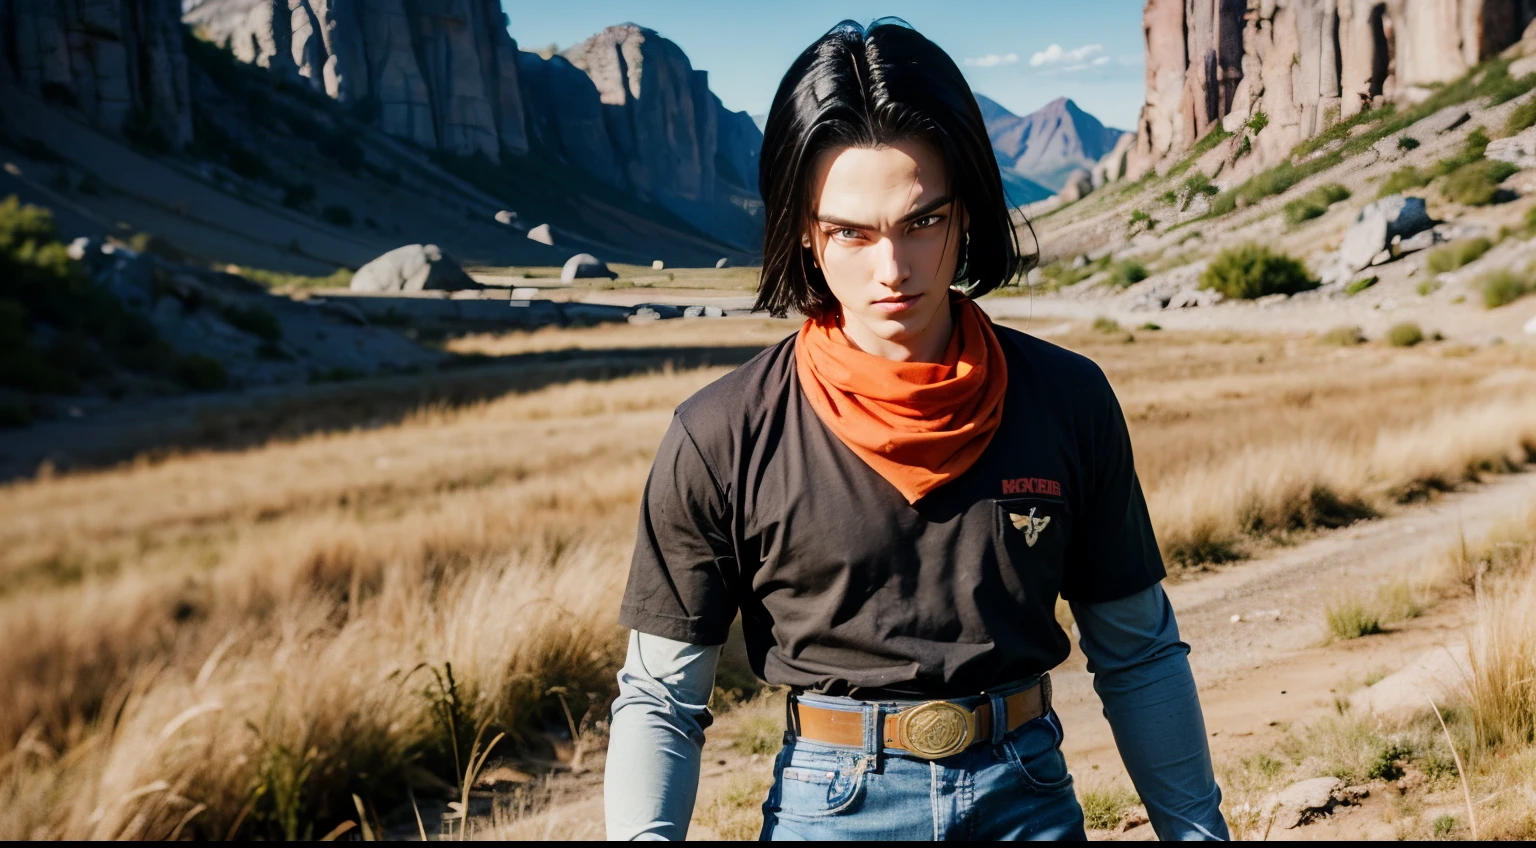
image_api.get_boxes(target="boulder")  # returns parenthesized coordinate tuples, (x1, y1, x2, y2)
(1266, 777, 1343, 829)
(1353, 645, 1471, 723)
(652, 260, 665, 270)
(527, 224, 554, 246)
(349, 244, 479, 293)
(1058, 169, 1096, 203)
(1415, 106, 1471, 137)
(495, 210, 517, 225)
(561, 253, 615, 282)
(715, 258, 731, 269)
(1525, 313, 1536, 335)
(1340, 196, 1432, 272)
(1487, 126, 1536, 170)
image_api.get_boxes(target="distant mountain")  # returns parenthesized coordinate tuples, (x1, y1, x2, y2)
(976, 95, 1128, 194)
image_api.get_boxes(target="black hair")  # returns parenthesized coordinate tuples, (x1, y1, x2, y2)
(754, 18, 1033, 319)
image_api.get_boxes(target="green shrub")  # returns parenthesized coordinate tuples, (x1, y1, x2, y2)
(1320, 326, 1365, 346)
(1080, 784, 1140, 830)
(1441, 160, 1518, 206)
(220, 303, 282, 341)
(1127, 209, 1157, 233)
(1416, 279, 1441, 296)
(1178, 172, 1219, 209)
(1110, 260, 1149, 288)
(1139, 322, 1162, 331)
(1426, 237, 1493, 273)
(1199, 244, 1317, 300)
(283, 183, 317, 210)
(0, 397, 31, 428)
(176, 354, 229, 391)
(320, 204, 354, 228)
(1396, 135, 1420, 151)
(1247, 111, 1270, 134)
(1283, 183, 1351, 224)
(1091, 317, 1122, 334)
(1507, 96, 1536, 137)
(1386, 322, 1425, 347)
(1346, 276, 1378, 295)
(1479, 268, 1535, 308)
(1378, 166, 1431, 197)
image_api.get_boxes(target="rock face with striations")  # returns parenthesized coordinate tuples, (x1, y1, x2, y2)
(518, 24, 762, 244)
(1129, 0, 1536, 179)
(183, 0, 529, 161)
(538, 24, 760, 203)
(0, 0, 192, 147)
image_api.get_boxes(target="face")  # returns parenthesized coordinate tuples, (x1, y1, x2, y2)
(806, 138, 966, 361)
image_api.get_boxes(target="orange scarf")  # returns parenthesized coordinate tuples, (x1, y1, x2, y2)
(794, 293, 1007, 504)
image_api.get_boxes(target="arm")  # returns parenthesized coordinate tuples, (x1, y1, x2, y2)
(1070, 583, 1229, 841)
(604, 631, 722, 841)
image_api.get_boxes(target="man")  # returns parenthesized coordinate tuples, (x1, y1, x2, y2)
(604, 19, 1228, 841)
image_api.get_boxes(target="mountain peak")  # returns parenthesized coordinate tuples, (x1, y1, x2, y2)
(981, 97, 1129, 193)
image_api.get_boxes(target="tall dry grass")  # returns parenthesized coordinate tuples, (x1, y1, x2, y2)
(2, 325, 1535, 837)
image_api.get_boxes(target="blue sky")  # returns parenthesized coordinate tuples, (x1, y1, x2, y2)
(505, 1, 1148, 129)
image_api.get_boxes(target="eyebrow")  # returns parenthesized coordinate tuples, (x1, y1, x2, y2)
(816, 194, 954, 230)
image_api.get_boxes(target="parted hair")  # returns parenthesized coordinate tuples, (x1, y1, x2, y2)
(754, 18, 1033, 319)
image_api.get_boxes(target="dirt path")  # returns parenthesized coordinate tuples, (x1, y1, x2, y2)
(484, 472, 1536, 840)
(1053, 470, 1536, 839)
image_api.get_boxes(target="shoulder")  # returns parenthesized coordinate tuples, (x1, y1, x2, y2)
(993, 323, 1115, 405)
(671, 333, 798, 463)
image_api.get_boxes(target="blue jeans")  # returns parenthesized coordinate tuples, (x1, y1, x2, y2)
(760, 707, 1086, 841)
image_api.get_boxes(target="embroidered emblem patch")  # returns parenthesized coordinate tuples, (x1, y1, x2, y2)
(1009, 507, 1052, 547)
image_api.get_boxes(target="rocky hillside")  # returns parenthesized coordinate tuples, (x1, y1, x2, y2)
(978, 95, 1129, 194)
(181, 6, 760, 246)
(1131, 0, 1536, 178)
(1, 1, 761, 268)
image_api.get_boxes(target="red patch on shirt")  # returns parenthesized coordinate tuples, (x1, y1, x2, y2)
(1001, 476, 1062, 497)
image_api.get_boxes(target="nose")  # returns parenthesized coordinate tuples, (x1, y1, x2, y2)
(871, 234, 908, 289)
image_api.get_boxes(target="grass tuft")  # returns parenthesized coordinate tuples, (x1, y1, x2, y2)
(1426, 238, 1493, 274)
(1283, 183, 1351, 225)
(1386, 322, 1425, 348)
(1080, 783, 1140, 830)
(1478, 266, 1536, 309)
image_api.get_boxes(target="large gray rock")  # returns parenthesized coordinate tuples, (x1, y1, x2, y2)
(560, 253, 614, 282)
(1340, 196, 1432, 272)
(1487, 126, 1536, 170)
(1265, 777, 1344, 829)
(349, 244, 479, 293)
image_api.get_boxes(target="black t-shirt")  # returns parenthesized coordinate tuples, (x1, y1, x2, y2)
(618, 325, 1165, 698)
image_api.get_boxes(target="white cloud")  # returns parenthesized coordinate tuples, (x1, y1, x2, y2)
(964, 52, 1019, 68)
(1029, 43, 1104, 68)
(1092, 56, 1111, 66)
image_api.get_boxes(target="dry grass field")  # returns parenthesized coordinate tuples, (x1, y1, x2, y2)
(2, 319, 1536, 839)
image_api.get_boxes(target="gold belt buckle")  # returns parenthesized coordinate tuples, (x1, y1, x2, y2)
(895, 700, 976, 760)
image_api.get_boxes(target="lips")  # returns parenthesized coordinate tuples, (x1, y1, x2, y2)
(871, 293, 921, 315)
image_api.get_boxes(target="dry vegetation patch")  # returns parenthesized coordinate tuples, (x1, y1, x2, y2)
(2, 324, 1534, 838)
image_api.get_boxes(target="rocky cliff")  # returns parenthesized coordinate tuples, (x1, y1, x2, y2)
(183, 0, 529, 161)
(177, 11, 761, 244)
(0, 0, 192, 147)
(1130, 0, 1536, 178)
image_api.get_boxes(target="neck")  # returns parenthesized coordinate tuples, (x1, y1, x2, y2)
(838, 299, 956, 363)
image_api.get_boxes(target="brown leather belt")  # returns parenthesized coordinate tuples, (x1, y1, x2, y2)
(791, 675, 1051, 760)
